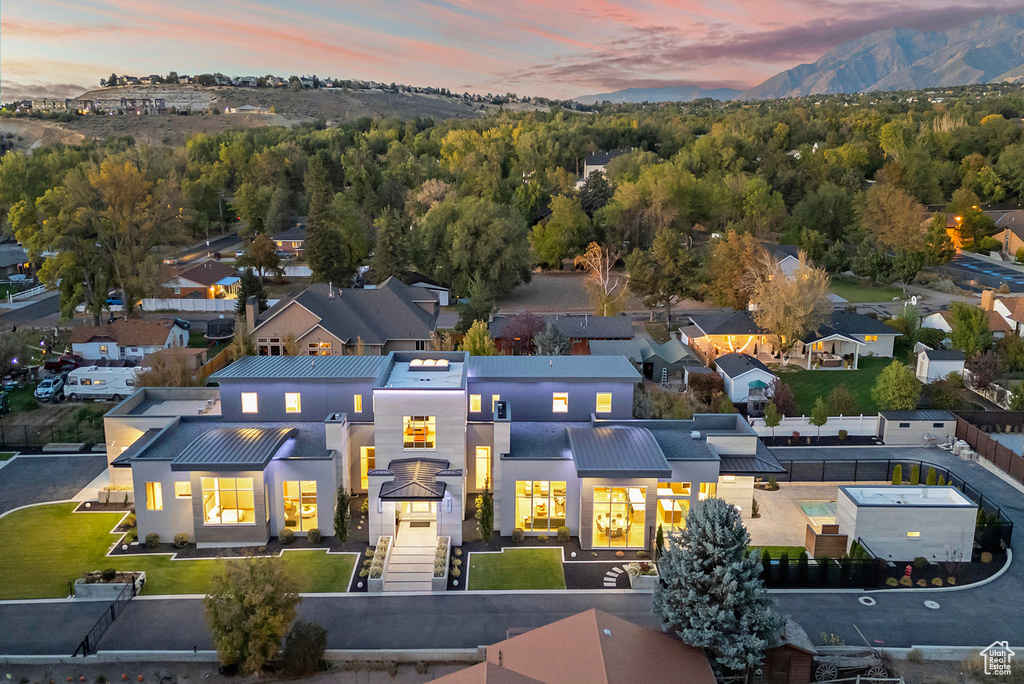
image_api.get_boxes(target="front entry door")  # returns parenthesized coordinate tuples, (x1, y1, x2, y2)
(396, 501, 438, 546)
(401, 501, 437, 520)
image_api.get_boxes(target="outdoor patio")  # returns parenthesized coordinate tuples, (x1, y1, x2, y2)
(745, 481, 888, 548)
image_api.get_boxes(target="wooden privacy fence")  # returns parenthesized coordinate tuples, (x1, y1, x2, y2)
(197, 346, 232, 382)
(955, 416, 1024, 485)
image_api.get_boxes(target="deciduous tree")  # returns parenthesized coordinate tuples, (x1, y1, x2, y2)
(747, 253, 832, 359)
(707, 230, 765, 309)
(237, 233, 283, 280)
(460, 319, 498, 356)
(575, 242, 628, 317)
(305, 194, 369, 286)
(625, 226, 703, 326)
(859, 184, 926, 253)
(871, 360, 921, 410)
(949, 302, 992, 358)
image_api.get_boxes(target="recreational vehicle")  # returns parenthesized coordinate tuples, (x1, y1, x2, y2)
(64, 366, 140, 402)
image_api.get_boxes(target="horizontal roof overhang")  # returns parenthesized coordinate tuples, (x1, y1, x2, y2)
(377, 458, 450, 500)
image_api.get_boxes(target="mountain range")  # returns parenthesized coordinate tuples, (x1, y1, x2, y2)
(576, 10, 1024, 103)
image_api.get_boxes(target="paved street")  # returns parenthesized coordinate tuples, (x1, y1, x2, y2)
(0, 446, 1020, 656)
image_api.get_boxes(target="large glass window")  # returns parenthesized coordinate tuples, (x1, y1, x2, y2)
(258, 337, 283, 356)
(307, 341, 331, 356)
(353, 394, 363, 412)
(699, 482, 717, 500)
(285, 392, 301, 413)
(475, 447, 491, 490)
(592, 487, 646, 548)
(469, 394, 481, 412)
(174, 482, 192, 498)
(552, 392, 569, 413)
(360, 446, 376, 489)
(145, 482, 163, 511)
(201, 477, 255, 524)
(403, 416, 436, 449)
(656, 482, 691, 532)
(283, 481, 318, 531)
(596, 392, 612, 413)
(241, 393, 258, 414)
(514, 481, 566, 532)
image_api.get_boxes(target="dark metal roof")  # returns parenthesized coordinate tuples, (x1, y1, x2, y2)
(879, 410, 956, 422)
(714, 353, 774, 378)
(718, 444, 786, 474)
(566, 426, 671, 478)
(689, 309, 899, 339)
(467, 356, 642, 382)
(171, 427, 296, 471)
(923, 349, 965, 361)
(272, 224, 306, 242)
(378, 458, 450, 500)
(585, 149, 630, 166)
(211, 354, 388, 381)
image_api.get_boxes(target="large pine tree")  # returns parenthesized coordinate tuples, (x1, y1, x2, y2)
(653, 498, 782, 672)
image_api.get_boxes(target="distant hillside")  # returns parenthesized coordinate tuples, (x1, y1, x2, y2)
(574, 85, 742, 104)
(742, 11, 1024, 99)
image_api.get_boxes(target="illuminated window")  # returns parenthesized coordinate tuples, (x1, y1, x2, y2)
(658, 482, 691, 496)
(699, 482, 717, 500)
(475, 446, 491, 490)
(492, 394, 501, 412)
(722, 475, 736, 482)
(145, 482, 163, 510)
(552, 392, 569, 413)
(592, 486, 646, 548)
(907, 531, 921, 538)
(174, 482, 192, 498)
(276, 241, 283, 247)
(282, 480, 318, 531)
(99, 345, 109, 355)
(596, 392, 612, 413)
(307, 341, 331, 356)
(241, 393, 258, 414)
(354, 394, 363, 412)
(469, 394, 482, 412)
(201, 477, 255, 524)
(403, 416, 436, 449)
(865, 335, 878, 342)
(360, 446, 376, 489)
(285, 393, 301, 413)
(515, 481, 567, 532)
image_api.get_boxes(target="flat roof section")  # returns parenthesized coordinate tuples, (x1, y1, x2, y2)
(380, 358, 466, 389)
(839, 485, 977, 508)
(107, 387, 221, 417)
(509, 422, 580, 460)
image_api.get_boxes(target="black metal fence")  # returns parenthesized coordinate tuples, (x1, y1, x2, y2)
(777, 458, 1014, 556)
(758, 543, 886, 590)
(0, 423, 97, 450)
(73, 580, 135, 656)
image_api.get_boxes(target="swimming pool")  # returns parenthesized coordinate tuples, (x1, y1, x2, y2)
(798, 500, 837, 524)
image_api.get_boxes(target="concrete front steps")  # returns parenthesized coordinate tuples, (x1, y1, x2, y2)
(383, 545, 435, 592)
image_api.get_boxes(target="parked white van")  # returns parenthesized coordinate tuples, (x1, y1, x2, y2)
(64, 367, 140, 402)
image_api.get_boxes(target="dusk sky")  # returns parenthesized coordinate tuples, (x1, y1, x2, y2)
(4, 0, 1024, 101)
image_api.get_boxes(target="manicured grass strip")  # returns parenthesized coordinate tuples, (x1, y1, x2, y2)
(0, 503, 355, 599)
(468, 548, 566, 590)
(748, 545, 806, 557)
(776, 356, 890, 416)
(0, 452, 15, 461)
(829, 276, 903, 303)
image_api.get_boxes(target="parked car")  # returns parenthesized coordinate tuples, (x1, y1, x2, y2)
(235, 249, 246, 258)
(44, 354, 83, 374)
(274, 250, 292, 259)
(162, 256, 181, 265)
(173, 317, 191, 331)
(34, 375, 65, 402)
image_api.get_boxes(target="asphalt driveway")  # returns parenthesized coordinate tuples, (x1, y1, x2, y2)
(0, 454, 107, 514)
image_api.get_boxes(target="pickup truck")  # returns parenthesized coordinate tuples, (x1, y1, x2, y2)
(43, 354, 83, 374)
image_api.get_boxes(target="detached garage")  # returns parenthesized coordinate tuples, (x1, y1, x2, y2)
(878, 410, 956, 445)
(714, 353, 777, 405)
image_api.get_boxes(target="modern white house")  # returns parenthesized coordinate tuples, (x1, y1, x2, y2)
(106, 352, 786, 556)
(836, 485, 977, 561)
(71, 319, 189, 362)
(915, 348, 965, 383)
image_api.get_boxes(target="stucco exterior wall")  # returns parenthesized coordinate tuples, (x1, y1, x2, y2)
(464, 380, 633, 422)
(717, 475, 755, 515)
(190, 470, 270, 547)
(371, 388, 468, 471)
(265, 458, 338, 537)
(880, 417, 957, 445)
(857, 335, 896, 358)
(131, 462, 196, 542)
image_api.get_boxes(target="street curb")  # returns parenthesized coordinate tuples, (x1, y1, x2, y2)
(0, 648, 487, 665)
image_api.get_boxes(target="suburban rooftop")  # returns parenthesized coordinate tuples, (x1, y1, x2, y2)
(840, 485, 977, 507)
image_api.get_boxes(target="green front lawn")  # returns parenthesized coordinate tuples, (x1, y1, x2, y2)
(829, 276, 903, 303)
(467, 548, 566, 590)
(0, 452, 15, 460)
(776, 356, 891, 416)
(748, 545, 806, 558)
(0, 503, 356, 599)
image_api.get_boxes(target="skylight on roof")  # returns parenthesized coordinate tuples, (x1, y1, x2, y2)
(410, 358, 449, 369)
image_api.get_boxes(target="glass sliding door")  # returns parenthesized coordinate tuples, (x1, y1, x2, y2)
(514, 480, 566, 531)
(592, 486, 646, 548)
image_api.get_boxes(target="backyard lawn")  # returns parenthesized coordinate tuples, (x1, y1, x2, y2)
(467, 548, 566, 590)
(776, 357, 891, 415)
(0, 503, 356, 599)
(829, 277, 903, 303)
(749, 545, 806, 558)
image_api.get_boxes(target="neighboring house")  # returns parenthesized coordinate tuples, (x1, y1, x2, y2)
(989, 292, 1024, 335)
(490, 314, 634, 355)
(108, 352, 785, 552)
(713, 352, 777, 409)
(430, 609, 715, 684)
(992, 210, 1024, 255)
(248, 277, 439, 356)
(582, 148, 631, 178)
(684, 309, 899, 370)
(768, 244, 802, 278)
(164, 261, 239, 299)
(396, 271, 451, 307)
(272, 223, 305, 257)
(0, 243, 30, 277)
(589, 333, 702, 381)
(72, 319, 189, 362)
(922, 308, 1011, 341)
(144, 346, 209, 372)
(915, 348, 965, 383)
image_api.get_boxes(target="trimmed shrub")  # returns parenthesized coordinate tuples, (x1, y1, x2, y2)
(916, 579, 928, 587)
(279, 528, 295, 545)
(981, 551, 993, 563)
(838, 429, 848, 441)
(282, 620, 328, 675)
(926, 467, 937, 486)
(454, 548, 462, 557)
(450, 566, 461, 578)
(797, 550, 809, 581)
(913, 556, 929, 570)
(615, 550, 625, 558)
(761, 550, 772, 578)
(144, 533, 160, 548)
(173, 533, 190, 548)
(537, 534, 549, 543)
(512, 528, 524, 543)
(450, 557, 462, 567)
(307, 528, 321, 544)
(910, 464, 920, 485)
(937, 474, 946, 486)
(101, 567, 117, 582)
(556, 526, 570, 543)
(766, 476, 779, 491)
(124, 513, 137, 529)
(636, 550, 649, 559)
(360, 498, 369, 515)
(885, 577, 899, 587)
(751, 497, 760, 518)
(892, 464, 902, 485)
(947, 576, 957, 585)
(931, 577, 944, 586)
(907, 649, 924, 664)
(899, 576, 913, 587)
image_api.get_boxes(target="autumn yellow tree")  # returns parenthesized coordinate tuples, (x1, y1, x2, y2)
(707, 231, 767, 309)
(859, 184, 926, 252)
(746, 252, 832, 362)
(574, 242, 628, 317)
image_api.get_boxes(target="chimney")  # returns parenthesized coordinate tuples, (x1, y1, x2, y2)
(245, 296, 257, 333)
(981, 289, 995, 312)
